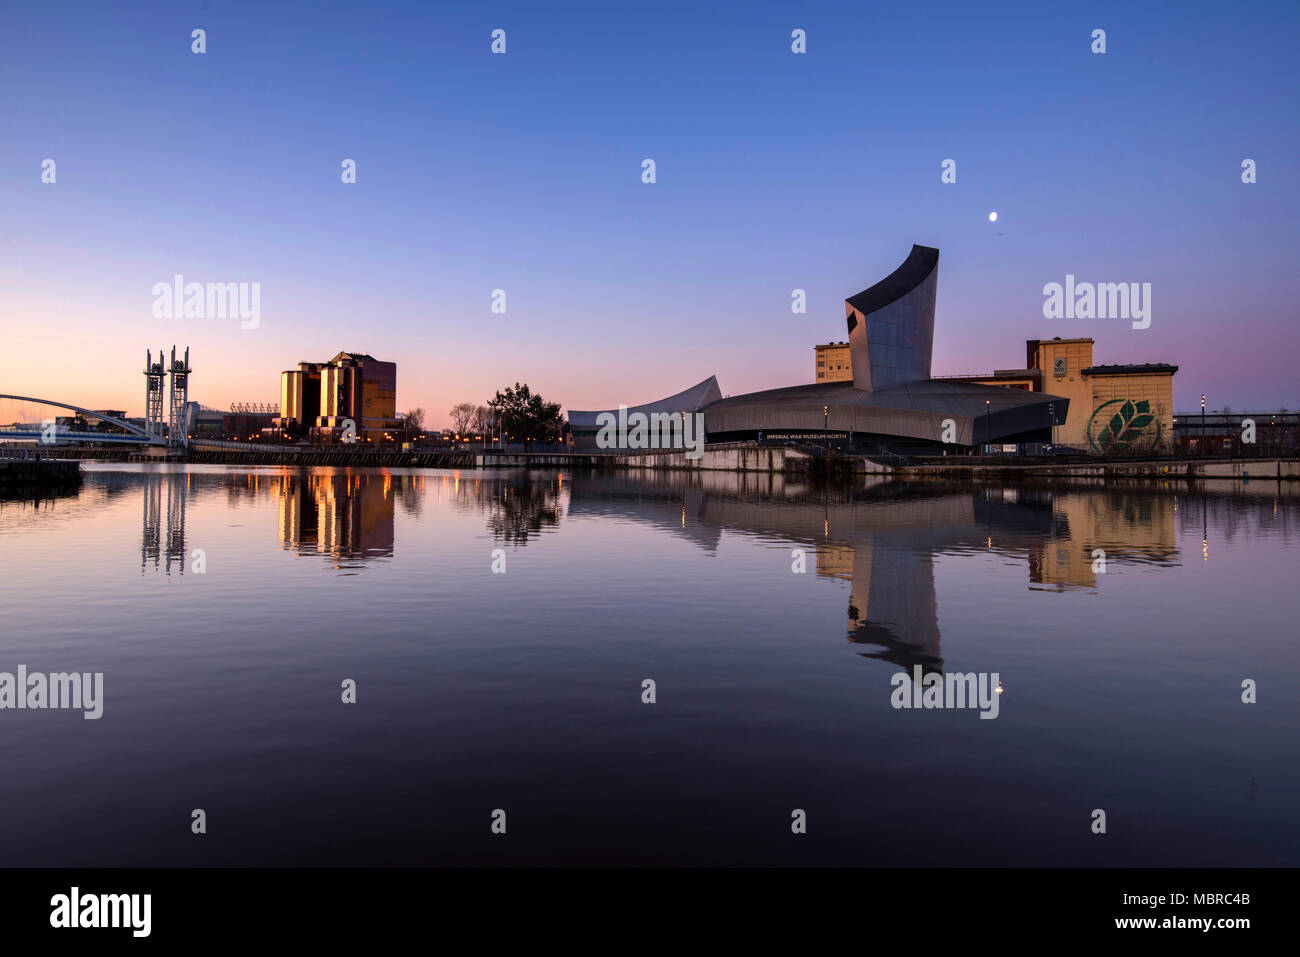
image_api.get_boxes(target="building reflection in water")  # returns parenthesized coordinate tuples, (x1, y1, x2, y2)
(1022, 487, 1178, 590)
(565, 472, 1185, 677)
(128, 466, 1195, 672)
(277, 471, 396, 567)
(132, 468, 569, 577)
(140, 471, 189, 575)
(814, 525, 944, 673)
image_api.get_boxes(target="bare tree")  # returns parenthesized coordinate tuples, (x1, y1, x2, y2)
(472, 404, 490, 434)
(404, 407, 425, 433)
(449, 402, 475, 434)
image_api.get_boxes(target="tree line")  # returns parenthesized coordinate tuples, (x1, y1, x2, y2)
(448, 383, 565, 445)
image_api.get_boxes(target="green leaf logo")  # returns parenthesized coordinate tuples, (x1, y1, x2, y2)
(1087, 398, 1161, 453)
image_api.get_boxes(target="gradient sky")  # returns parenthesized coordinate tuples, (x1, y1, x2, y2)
(2, 0, 1297, 427)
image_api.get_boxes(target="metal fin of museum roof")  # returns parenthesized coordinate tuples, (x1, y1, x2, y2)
(845, 244, 940, 316)
(567, 375, 723, 426)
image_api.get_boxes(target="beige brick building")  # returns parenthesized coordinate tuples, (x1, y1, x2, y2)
(814, 342, 853, 383)
(845, 334, 1178, 453)
(1027, 338, 1176, 452)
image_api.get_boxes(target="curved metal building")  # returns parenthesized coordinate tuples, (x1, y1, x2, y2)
(846, 244, 939, 392)
(702, 245, 1068, 453)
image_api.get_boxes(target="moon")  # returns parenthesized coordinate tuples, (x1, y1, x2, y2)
(988, 211, 998, 222)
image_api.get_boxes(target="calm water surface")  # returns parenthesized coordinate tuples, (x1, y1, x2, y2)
(1, 464, 1296, 866)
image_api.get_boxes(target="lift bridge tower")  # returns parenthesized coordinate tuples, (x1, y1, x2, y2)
(168, 346, 192, 448)
(143, 346, 192, 447)
(143, 349, 166, 443)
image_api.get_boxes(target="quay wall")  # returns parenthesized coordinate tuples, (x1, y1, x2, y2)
(894, 458, 1299, 481)
(0, 459, 82, 489)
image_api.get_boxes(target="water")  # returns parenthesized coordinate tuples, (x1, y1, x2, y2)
(0, 465, 1296, 866)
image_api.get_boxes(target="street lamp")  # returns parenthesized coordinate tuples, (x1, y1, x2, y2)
(824, 405, 829, 450)
(1201, 394, 1206, 457)
(1048, 402, 1055, 450)
(985, 399, 991, 455)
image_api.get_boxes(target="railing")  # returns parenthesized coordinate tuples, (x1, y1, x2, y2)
(478, 443, 586, 455)
(0, 446, 61, 461)
(191, 439, 441, 454)
(191, 439, 289, 452)
(874, 448, 915, 467)
(783, 440, 831, 458)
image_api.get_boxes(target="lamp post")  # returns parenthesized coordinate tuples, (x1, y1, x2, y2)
(1048, 402, 1055, 451)
(824, 405, 829, 451)
(1201, 394, 1206, 457)
(985, 399, 991, 455)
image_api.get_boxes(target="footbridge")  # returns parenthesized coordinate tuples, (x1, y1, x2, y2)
(0, 395, 164, 446)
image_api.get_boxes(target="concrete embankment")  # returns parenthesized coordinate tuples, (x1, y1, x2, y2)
(892, 458, 1300, 481)
(476, 443, 890, 473)
(0, 458, 82, 490)
(475, 451, 1293, 481)
(190, 443, 872, 474)
(86, 441, 1300, 482)
(614, 444, 819, 472)
(188, 445, 477, 468)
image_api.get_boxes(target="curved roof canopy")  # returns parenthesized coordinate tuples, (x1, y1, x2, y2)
(569, 375, 722, 428)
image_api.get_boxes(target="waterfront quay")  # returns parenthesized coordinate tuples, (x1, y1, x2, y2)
(0, 449, 82, 492)
(160, 443, 1300, 484)
(6, 439, 1298, 485)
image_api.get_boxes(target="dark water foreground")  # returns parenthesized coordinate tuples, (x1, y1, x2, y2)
(0, 464, 1296, 866)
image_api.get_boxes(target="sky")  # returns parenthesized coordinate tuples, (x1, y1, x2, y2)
(1, 0, 1297, 427)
